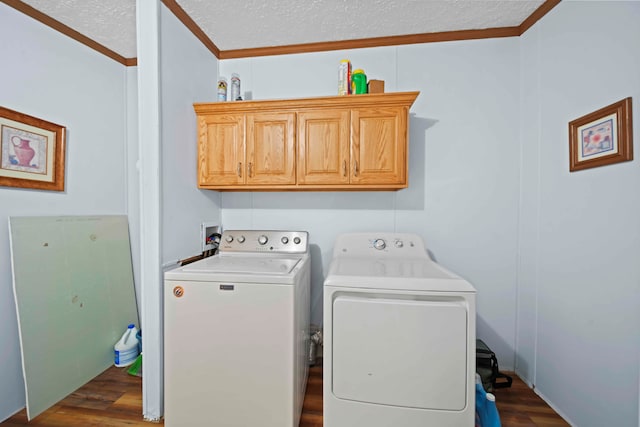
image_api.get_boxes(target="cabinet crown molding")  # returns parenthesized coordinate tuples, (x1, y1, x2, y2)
(194, 91, 420, 114)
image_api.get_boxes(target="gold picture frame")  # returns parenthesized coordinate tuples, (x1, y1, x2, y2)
(0, 107, 66, 191)
(568, 97, 633, 172)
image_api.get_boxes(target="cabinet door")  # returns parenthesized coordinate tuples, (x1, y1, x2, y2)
(297, 109, 350, 185)
(351, 107, 407, 186)
(246, 112, 296, 185)
(197, 114, 245, 186)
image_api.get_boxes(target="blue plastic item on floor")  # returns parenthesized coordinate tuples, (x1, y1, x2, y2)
(476, 375, 501, 427)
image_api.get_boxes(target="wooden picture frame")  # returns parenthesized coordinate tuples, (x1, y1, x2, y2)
(568, 97, 633, 172)
(0, 107, 66, 191)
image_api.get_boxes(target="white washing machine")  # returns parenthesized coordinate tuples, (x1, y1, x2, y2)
(164, 230, 310, 427)
(323, 233, 476, 427)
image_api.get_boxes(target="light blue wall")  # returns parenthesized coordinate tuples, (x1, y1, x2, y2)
(220, 36, 522, 372)
(160, 4, 221, 266)
(0, 2, 131, 421)
(2, 1, 638, 425)
(518, 2, 640, 426)
(220, 3, 640, 425)
(135, 3, 222, 418)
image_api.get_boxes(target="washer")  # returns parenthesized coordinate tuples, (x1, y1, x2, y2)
(323, 233, 476, 427)
(164, 230, 310, 427)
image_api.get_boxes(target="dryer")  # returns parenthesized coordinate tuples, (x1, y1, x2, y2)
(164, 230, 310, 427)
(323, 233, 476, 427)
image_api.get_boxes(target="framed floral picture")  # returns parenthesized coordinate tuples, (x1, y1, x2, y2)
(0, 107, 66, 191)
(568, 97, 633, 172)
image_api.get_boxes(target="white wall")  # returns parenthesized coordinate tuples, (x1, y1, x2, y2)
(3, 1, 638, 425)
(0, 3, 132, 422)
(518, 2, 640, 426)
(131, 2, 222, 419)
(127, 67, 141, 298)
(220, 7, 640, 425)
(219, 37, 522, 370)
(160, 4, 221, 265)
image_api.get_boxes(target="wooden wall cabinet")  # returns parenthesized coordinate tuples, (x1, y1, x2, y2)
(194, 91, 418, 191)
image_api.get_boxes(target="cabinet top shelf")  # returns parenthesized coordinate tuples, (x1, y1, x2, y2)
(194, 91, 420, 114)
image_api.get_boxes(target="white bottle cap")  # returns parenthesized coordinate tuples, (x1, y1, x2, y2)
(486, 393, 496, 402)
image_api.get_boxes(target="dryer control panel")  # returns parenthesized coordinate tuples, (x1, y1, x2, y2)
(333, 233, 428, 258)
(220, 230, 308, 254)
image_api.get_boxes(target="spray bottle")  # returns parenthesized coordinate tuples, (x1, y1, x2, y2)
(476, 373, 501, 427)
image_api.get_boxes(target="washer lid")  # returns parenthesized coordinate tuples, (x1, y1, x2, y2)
(164, 254, 307, 283)
(183, 255, 301, 275)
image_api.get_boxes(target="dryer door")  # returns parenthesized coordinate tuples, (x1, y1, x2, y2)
(331, 294, 469, 410)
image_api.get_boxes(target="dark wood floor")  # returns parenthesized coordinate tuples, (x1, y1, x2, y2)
(2, 362, 568, 426)
(484, 376, 569, 427)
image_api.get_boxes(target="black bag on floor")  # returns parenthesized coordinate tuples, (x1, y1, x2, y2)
(476, 339, 513, 392)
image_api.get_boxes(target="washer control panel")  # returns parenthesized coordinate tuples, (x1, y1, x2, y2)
(219, 230, 309, 254)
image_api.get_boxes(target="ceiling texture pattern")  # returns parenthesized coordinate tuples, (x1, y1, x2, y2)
(179, 0, 545, 51)
(18, 0, 138, 57)
(10, 0, 555, 63)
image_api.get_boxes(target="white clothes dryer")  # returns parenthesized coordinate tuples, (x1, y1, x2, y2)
(164, 230, 310, 427)
(323, 233, 476, 427)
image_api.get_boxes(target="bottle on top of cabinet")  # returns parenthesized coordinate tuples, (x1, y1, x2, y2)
(351, 69, 367, 94)
(338, 59, 351, 95)
(217, 77, 227, 101)
(231, 73, 241, 101)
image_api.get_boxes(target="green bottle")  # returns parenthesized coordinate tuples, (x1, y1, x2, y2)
(351, 69, 367, 94)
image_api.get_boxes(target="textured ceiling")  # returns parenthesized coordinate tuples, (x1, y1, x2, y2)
(180, 0, 545, 51)
(20, 0, 137, 58)
(18, 0, 546, 59)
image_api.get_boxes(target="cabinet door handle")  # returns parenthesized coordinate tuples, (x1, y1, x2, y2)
(343, 160, 347, 177)
(248, 162, 253, 178)
(354, 161, 359, 177)
(237, 162, 242, 178)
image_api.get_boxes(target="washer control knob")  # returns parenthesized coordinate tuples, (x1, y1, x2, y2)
(225, 235, 234, 243)
(293, 236, 301, 245)
(237, 236, 245, 243)
(258, 235, 268, 245)
(281, 236, 289, 244)
(394, 239, 404, 248)
(373, 239, 386, 250)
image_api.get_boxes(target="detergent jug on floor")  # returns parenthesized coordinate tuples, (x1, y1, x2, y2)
(114, 324, 140, 367)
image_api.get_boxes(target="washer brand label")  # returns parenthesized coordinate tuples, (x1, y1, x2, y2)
(220, 284, 234, 291)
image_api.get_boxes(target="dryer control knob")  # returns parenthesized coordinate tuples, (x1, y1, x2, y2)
(258, 235, 268, 245)
(293, 237, 301, 244)
(225, 235, 234, 243)
(394, 239, 404, 248)
(237, 236, 245, 243)
(373, 239, 386, 250)
(281, 236, 289, 244)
